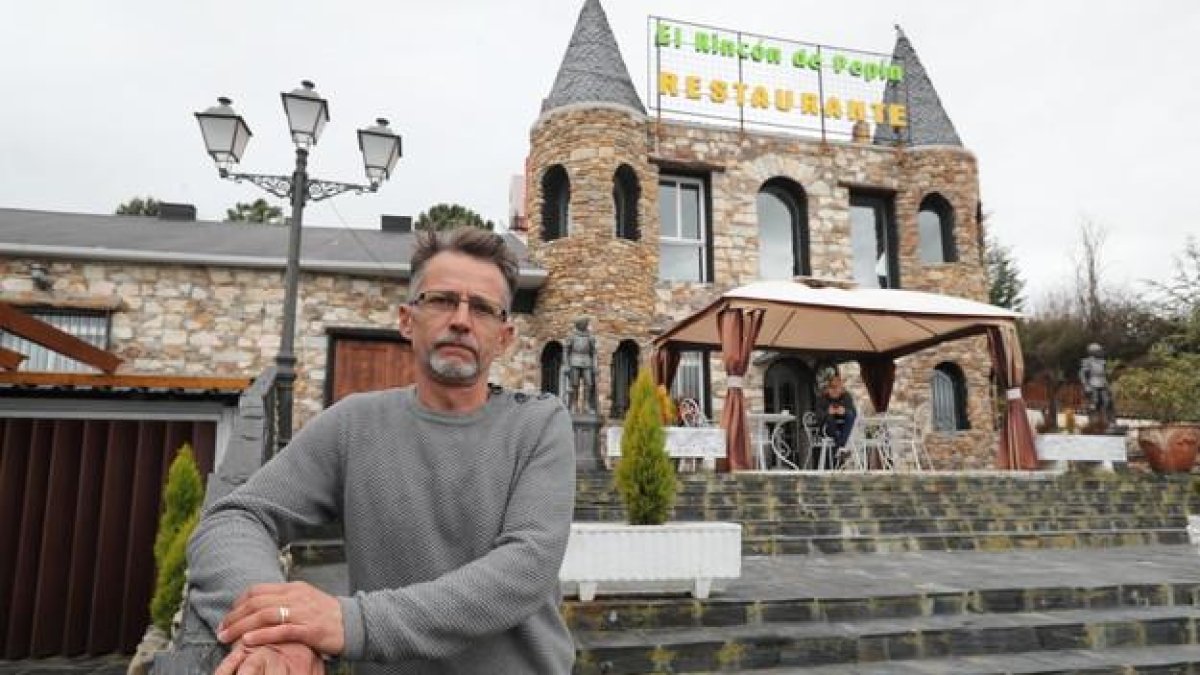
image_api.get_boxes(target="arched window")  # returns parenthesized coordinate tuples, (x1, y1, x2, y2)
(931, 362, 969, 431)
(918, 193, 957, 264)
(540, 341, 563, 396)
(757, 178, 810, 279)
(609, 340, 640, 418)
(613, 164, 640, 241)
(541, 165, 570, 242)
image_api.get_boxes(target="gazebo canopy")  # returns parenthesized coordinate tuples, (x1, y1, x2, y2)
(652, 280, 1021, 359)
(650, 280, 1036, 472)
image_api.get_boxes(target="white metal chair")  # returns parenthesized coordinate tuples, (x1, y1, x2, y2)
(769, 419, 801, 471)
(838, 416, 870, 471)
(843, 416, 904, 472)
(801, 411, 836, 471)
(679, 398, 708, 427)
(676, 398, 709, 472)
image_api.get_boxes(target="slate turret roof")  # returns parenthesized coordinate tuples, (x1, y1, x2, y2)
(874, 26, 963, 147)
(542, 0, 645, 114)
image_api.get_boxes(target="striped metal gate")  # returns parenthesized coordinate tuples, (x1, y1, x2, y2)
(0, 417, 215, 658)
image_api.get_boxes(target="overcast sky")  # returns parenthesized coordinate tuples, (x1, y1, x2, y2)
(1, 0, 1195, 308)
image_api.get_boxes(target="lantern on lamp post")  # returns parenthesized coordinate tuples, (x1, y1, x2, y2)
(195, 82, 402, 453)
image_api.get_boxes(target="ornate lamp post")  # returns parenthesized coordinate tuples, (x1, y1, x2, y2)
(195, 81, 402, 453)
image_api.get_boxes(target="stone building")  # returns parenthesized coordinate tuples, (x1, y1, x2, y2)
(0, 0, 997, 469)
(519, 0, 996, 468)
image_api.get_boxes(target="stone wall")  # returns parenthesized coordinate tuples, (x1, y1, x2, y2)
(0, 257, 538, 429)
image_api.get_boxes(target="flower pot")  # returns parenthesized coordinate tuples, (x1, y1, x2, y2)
(1137, 424, 1200, 473)
(559, 522, 742, 600)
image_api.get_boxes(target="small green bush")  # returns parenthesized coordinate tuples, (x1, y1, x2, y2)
(1116, 346, 1200, 423)
(150, 511, 199, 631)
(150, 444, 204, 632)
(615, 370, 677, 525)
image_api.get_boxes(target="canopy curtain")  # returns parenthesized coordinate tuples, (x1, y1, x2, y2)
(651, 347, 681, 391)
(987, 325, 1038, 470)
(717, 306, 765, 471)
(857, 356, 897, 413)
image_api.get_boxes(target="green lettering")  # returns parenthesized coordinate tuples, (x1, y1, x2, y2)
(832, 54, 847, 74)
(694, 32, 711, 54)
(655, 22, 671, 47)
(848, 60, 862, 77)
(719, 38, 737, 57)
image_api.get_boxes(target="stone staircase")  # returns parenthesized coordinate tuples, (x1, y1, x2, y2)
(566, 471, 1200, 673)
(573, 473, 1195, 555)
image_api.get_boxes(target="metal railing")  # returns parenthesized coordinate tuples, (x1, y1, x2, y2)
(154, 366, 280, 673)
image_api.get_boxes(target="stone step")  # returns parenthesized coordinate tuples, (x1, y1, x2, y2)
(575, 491, 1196, 506)
(573, 504, 1190, 521)
(741, 528, 1189, 555)
(694, 644, 1200, 674)
(574, 475, 1197, 496)
(737, 515, 1187, 537)
(290, 527, 1192, 569)
(564, 582, 1200, 632)
(571, 605, 1200, 674)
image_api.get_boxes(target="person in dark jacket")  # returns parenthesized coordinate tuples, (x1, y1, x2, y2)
(816, 374, 857, 455)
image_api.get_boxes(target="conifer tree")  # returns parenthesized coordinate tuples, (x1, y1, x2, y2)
(150, 444, 204, 632)
(615, 370, 677, 525)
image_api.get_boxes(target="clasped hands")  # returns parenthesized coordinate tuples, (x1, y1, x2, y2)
(214, 581, 345, 675)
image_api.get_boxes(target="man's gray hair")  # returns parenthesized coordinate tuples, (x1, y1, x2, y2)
(408, 227, 519, 307)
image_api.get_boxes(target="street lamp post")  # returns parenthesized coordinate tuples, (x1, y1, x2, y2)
(195, 81, 402, 454)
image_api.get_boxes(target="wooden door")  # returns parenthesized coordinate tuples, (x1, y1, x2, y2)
(329, 335, 415, 405)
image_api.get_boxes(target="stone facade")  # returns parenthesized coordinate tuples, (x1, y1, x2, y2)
(522, 112, 998, 467)
(0, 113, 999, 467)
(0, 257, 531, 428)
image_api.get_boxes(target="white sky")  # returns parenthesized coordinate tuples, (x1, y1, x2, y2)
(1, 1, 1196, 307)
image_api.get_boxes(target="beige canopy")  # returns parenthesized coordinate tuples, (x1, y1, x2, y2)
(651, 280, 1037, 471)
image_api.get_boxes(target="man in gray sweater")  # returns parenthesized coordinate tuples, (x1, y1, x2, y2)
(188, 228, 577, 674)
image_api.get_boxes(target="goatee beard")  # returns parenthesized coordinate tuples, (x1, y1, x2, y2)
(428, 353, 479, 384)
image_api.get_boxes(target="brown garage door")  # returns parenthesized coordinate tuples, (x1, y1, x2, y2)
(328, 332, 415, 405)
(0, 417, 216, 657)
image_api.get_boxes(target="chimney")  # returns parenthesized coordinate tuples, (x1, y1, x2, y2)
(157, 202, 197, 221)
(381, 215, 412, 233)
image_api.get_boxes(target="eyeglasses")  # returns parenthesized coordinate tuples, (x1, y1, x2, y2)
(410, 290, 509, 323)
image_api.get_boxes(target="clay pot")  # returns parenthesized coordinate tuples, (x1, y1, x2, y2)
(1138, 424, 1200, 472)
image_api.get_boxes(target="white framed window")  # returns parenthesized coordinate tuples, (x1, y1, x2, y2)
(659, 176, 709, 282)
(0, 310, 110, 372)
(670, 351, 710, 417)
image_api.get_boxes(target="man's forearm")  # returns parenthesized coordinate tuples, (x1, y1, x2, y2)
(187, 507, 290, 632)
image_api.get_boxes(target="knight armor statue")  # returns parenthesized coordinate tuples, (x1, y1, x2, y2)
(1079, 342, 1116, 430)
(563, 317, 598, 415)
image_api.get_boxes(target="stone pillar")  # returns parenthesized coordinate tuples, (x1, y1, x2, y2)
(572, 413, 604, 472)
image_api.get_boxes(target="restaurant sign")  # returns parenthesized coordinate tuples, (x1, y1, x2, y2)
(648, 17, 909, 141)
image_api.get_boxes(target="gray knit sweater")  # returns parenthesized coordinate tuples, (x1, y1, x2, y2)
(186, 386, 577, 674)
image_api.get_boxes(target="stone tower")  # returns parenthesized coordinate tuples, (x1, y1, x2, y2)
(525, 0, 658, 420)
(875, 27, 994, 459)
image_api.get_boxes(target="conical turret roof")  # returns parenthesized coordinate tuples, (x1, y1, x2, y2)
(542, 0, 645, 114)
(875, 27, 962, 147)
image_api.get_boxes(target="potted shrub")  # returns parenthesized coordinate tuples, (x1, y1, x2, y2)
(1116, 346, 1200, 472)
(560, 370, 741, 600)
